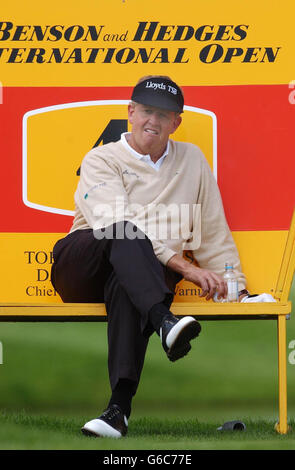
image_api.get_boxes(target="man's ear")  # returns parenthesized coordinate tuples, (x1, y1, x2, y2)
(172, 114, 182, 133)
(128, 103, 135, 124)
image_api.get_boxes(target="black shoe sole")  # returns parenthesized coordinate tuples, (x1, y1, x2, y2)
(81, 426, 127, 438)
(167, 320, 201, 362)
(81, 427, 98, 438)
(167, 341, 191, 362)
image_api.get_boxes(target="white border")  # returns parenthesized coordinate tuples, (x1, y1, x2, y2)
(22, 100, 217, 216)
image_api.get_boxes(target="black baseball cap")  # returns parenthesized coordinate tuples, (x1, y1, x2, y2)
(131, 77, 184, 113)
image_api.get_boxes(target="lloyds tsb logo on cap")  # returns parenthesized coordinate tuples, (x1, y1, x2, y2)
(145, 81, 178, 95)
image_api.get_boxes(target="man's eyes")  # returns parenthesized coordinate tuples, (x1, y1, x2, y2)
(143, 109, 168, 119)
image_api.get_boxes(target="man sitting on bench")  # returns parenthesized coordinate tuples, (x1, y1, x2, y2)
(51, 75, 248, 438)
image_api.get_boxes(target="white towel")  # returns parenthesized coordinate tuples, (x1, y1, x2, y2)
(241, 293, 276, 303)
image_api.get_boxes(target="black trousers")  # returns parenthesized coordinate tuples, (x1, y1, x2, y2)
(51, 222, 182, 394)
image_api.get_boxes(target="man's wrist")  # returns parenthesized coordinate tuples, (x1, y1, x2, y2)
(167, 253, 192, 277)
(181, 261, 197, 279)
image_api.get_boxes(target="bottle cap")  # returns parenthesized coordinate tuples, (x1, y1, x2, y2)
(225, 262, 233, 269)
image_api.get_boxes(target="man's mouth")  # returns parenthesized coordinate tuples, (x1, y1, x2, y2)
(144, 128, 158, 135)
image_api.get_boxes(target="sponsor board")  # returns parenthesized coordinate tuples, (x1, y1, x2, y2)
(0, 0, 294, 303)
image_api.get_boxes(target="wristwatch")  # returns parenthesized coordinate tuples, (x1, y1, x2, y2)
(238, 289, 249, 297)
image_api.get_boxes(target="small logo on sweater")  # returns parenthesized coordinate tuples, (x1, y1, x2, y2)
(84, 182, 106, 199)
(122, 169, 140, 179)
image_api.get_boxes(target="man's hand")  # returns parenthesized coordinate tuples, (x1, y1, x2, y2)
(167, 254, 227, 301)
(183, 264, 227, 301)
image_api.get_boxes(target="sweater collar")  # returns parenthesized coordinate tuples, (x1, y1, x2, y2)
(120, 133, 169, 170)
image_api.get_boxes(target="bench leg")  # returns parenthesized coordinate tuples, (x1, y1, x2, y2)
(275, 315, 288, 434)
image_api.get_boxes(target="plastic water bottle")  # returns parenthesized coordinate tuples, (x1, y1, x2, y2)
(223, 262, 239, 302)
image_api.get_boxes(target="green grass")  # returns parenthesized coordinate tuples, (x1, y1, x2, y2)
(0, 411, 294, 450)
(0, 281, 294, 449)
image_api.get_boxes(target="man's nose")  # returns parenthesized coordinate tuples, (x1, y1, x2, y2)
(148, 112, 160, 126)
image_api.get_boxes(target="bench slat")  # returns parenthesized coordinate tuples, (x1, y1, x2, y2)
(0, 301, 291, 317)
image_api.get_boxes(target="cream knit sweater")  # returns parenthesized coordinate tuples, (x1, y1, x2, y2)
(70, 138, 246, 288)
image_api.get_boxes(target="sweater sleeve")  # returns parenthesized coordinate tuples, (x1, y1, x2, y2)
(192, 155, 247, 290)
(74, 148, 178, 265)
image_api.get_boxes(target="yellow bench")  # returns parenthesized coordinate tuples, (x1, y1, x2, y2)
(0, 208, 294, 434)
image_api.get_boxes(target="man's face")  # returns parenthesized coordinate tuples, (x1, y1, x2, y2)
(127, 103, 182, 160)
